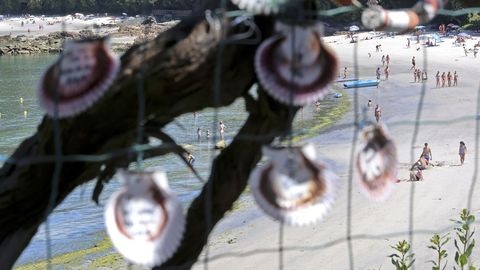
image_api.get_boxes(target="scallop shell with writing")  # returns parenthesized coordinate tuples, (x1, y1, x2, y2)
(38, 37, 119, 118)
(255, 22, 338, 106)
(104, 169, 185, 266)
(249, 144, 338, 226)
(355, 124, 397, 201)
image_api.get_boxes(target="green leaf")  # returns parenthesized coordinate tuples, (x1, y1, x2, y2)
(465, 242, 474, 257)
(460, 254, 468, 266)
(455, 252, 460, 263)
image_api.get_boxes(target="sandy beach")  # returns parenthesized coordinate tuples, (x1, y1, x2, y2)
(189, 32, 480, 270)
(0, 15, 178, 54)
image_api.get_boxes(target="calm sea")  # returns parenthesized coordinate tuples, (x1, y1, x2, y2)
(0, 54, 343, 265)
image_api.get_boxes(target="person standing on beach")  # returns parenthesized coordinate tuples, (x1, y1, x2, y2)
(411, 56, 416, 70)
(413, 69, 418, 83)
(386, 54, 390, 65)
(420, 143, 432, 165)
(343, 67, 348, 79)
(454, 71, 458, 86)
(384, 65, 390, 80)
(441, 72, 446, 87)
(374, 105, 381, 122)
(436, 71, 440, 88)
(407, 38, 411, 48)
(459, 141, 467, 165)
(417, 69, 422, 82)
(219, 121, 226, 141)
(206, 129, 210, 140)
(463, 44, 468, 56)
(381, 55, 385, 66)
(197, 127, 202, 141)
(474, 47, 478, 58)
(447, 71, 452, 87)
(376, 67, 381, 80)
(368, 99, 372, 108)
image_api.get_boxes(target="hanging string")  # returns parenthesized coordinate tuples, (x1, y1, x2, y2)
(345, 34, 360, 270)
(466, 81, 480, 210)
(205, 0, 228, 268)
(44, 19, 66, 270)
(407, 36, 429, 270)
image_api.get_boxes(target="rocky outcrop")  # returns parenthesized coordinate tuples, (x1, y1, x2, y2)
(0, 22, 177, 56)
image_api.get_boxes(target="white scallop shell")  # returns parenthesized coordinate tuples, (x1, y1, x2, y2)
(230, 0, 289, 15)
(38, 37, 120, 118)
(104, 169, 185, 266)
(250, 144, 338, 226)
(355, 124, 397, 201)
(255, 22, 338, 106)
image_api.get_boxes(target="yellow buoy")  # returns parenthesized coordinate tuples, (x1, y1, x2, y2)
(20, 97, 24, 104)
(23, 110, 28, 118)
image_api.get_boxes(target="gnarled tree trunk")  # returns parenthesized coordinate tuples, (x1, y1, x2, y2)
(0, 6, 295, 270)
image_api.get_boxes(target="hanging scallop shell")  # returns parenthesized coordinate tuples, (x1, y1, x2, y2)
(255, 22, 338, 106)
(230, 0, 289, 15)
(38, 37, 120, 118)
(104, 169, 185, 266)
(249, 143, 338, 226)
(355, 124, 397, 201)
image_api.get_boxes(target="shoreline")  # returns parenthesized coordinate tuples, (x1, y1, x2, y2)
(11, 29, 480, 269)
(12, 87, 352, 269)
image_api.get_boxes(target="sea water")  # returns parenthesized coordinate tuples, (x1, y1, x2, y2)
(0, 55, 344, 265)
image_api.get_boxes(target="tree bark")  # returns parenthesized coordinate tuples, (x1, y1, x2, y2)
(0, 8, 292, 270)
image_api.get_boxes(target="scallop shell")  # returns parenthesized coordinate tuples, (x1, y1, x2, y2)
(355, 124, 397, 201)
(249, 144, 338, 226)
(230, 0, 289, 15)
(255, 22, 338, 106)
(38, 37, 119, 118)
(104, 169, 185, 266)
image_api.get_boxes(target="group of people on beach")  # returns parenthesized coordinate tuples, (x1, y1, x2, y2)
(410, 141, 467, 181)
(413, 68, 427, 83)
(435, 71, 458, 88)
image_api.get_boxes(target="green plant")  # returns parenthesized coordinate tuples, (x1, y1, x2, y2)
(388, 240, 415, 270)
(427, 233, 449, 270)
(451, 209, 476, 270)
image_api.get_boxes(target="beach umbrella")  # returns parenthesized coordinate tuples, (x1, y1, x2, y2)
(448, 24, 460, 29)
(349, 25, 360, 32)
(122, 13, 127, 16)
(458, 32, 470, 38)
(415, 25, 426, 29)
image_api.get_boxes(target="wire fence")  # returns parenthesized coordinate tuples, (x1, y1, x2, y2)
(3, 1, 480, 270)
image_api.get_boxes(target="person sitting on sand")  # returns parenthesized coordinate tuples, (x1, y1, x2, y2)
(409, 167, 424, 181)
(459, 141, 467, 165)
(435, 71, 440, 88)
(421, 143, 432, 165)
